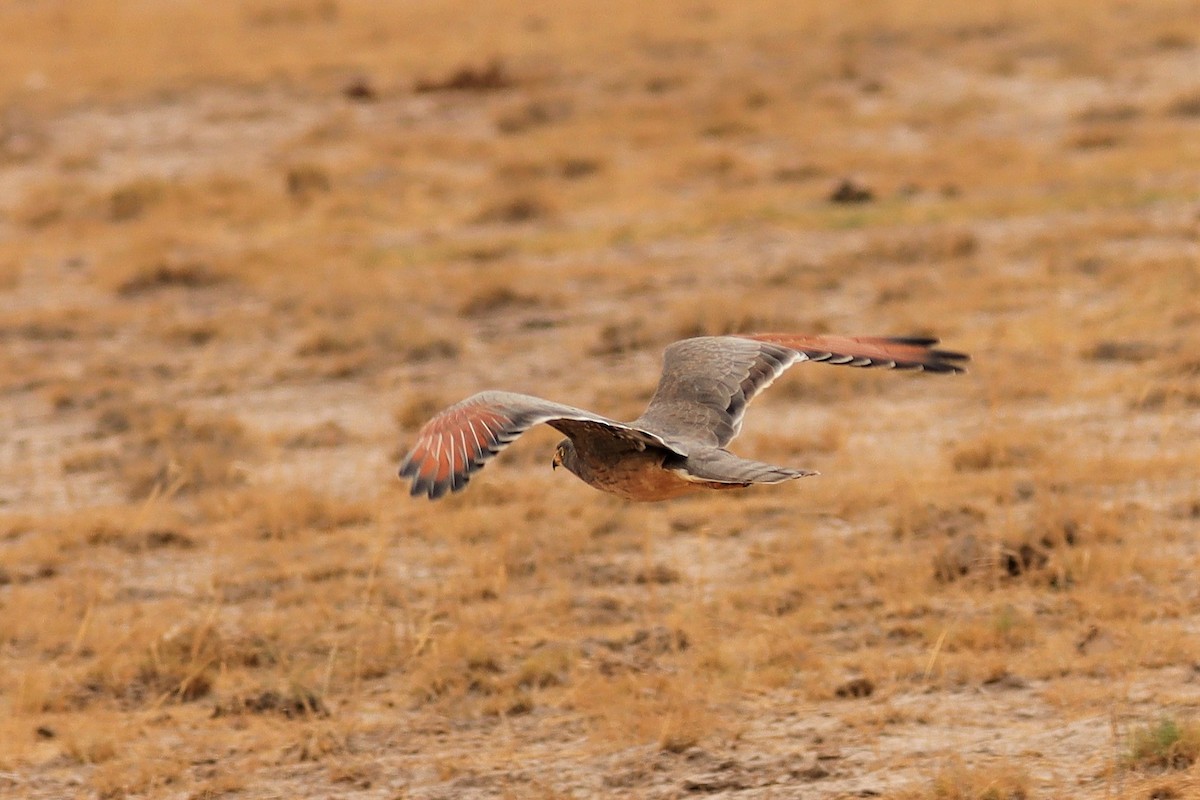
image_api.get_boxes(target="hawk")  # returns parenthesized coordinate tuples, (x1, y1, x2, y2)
(399, 334, 967, 501)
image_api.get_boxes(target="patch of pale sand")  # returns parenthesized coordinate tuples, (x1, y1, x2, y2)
(184, 380, 396, 502)
(0, 389, 124, 513)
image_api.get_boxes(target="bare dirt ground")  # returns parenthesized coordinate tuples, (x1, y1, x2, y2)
(2, 2, 1200, 798)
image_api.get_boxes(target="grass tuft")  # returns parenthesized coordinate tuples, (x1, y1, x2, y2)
(414, 59, 515, 93)
(116, 259, 230, 296)
(1125, 717, 1200, 771)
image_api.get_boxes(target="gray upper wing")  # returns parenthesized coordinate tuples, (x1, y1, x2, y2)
(631, 333, 968, 448)
(631, 337, 803, 447)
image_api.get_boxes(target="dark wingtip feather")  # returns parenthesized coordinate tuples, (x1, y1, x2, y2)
(931, 348, 970, 362)
(406, 472, 471, 500)
(887, 336, 941, 346)
(886, 337, 969, 373)
(927, 348, 970, 374)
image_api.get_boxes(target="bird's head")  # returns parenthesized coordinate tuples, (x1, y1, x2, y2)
(551, 439, 577, 475)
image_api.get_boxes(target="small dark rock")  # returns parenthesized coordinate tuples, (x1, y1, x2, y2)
(1084, 340, 1159, 363)
(117, 260, 227, 296)
(144, 529, 196, 549)
(682, 774, 749, 793)
(342, 77, 377, 102)
(414, 59, 513, 93)
(286, 166, 331, 199)
(794, 763, 830, 780)
(629, 626, 689, 654)
(829, 179, 874, 204)
(982, 671, 1029, 689)
(835, 677, 875, 698)
(634, 563, 681, 585)
(474, 196, 549, 224)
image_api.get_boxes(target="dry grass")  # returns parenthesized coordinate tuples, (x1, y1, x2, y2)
(892, 760, 1033, 799)
(2, 0, 1199, 797)
(1125, 717, 1200, 772)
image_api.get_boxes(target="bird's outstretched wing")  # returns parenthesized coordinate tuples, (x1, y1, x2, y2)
(634, 334, 968, 447)
(398, 390, 683, 499)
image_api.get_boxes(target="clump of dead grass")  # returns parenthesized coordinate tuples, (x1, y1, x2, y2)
(858, 227, 979, 265)
(1125, 717, 1200, 772)
(0, 307, 83, 342)
(68, 619, 226, 710)
(213, 685, 330, 718)
(294, 328, 363, 358)
(495, 98, 573, 135)
(949, 433, 1041, 473)
(90, 755, 188, 800)
(1130, 383, 1200, 412)
(277, 419, 353, 449)
(898, 759, 1031, 799)
(83, 520, 197, 554)
(576, 671, 721, 754)
(459, 285, 546, 317)
(115, 256, 231, 296)
(1083, 340, 1160, 363)
(107, 178, 169, 222)
(60, 723, 122, 766)
(932, 500, 1109, 587)
(414, 59, 515, 93)
(943, 604, 1041, 654)
(893, 502, 987, 541)
(92, 401, 254, 498)
(1165, 91, 1200, 118)
(61, 445, 122, 475)
(589, 318, 659, 356)
(285, 164, 332, 202)
(474, 194, 553, 224)
(407, 628, 508, 706)
(159, 320, 220, 347)
(207, 487, 374, 538)
(281, 299, 460, 370)
(241, 0, 339, 28)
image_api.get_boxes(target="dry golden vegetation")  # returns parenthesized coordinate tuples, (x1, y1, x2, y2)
(1, 0, 1199, 797)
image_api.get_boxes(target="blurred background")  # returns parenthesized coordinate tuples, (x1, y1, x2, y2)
(2, 1, 1199, 797)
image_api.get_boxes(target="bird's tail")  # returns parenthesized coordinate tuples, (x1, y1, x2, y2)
(669, 450, 817, 486)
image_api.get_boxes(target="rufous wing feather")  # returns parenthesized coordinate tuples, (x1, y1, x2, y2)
(398, 400, 519, 499)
